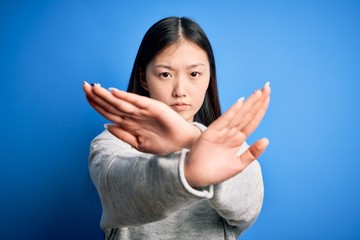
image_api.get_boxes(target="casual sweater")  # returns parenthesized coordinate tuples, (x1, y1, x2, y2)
(89, 125, 264, 240)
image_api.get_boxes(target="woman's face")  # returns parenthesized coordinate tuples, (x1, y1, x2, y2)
(144, 40, 210, 122)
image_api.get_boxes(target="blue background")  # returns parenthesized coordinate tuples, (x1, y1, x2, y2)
(1, 1, 359, 239)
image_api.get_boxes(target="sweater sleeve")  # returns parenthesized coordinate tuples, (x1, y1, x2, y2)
(190, 123, 265, 236)
(209, 142, 264, 236)
(88, 130, 213, 229)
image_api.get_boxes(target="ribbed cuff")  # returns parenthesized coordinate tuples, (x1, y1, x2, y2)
(179, 148, 214, 199)
(192, 122, 207, 132)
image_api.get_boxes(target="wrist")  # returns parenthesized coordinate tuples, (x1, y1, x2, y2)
(185, 124, 202, 149)
(179, 148, 214, 198)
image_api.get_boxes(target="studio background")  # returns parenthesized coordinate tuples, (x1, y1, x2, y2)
(1, 1, 359, 239)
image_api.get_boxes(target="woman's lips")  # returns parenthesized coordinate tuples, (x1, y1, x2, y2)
(170, 102, 190, 111)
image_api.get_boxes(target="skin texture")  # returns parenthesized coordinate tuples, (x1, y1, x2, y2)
(83, 41, 271, 187)
(142, 40, 210, 123)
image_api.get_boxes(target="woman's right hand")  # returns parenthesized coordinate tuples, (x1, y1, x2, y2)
(83, 82, 201, 155)
(184, 84, 271, 188)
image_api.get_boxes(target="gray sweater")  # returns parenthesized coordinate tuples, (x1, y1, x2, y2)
(89, 128, 264, 240)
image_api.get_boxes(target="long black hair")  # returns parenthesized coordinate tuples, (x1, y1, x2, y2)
(127, 16, 221, 126)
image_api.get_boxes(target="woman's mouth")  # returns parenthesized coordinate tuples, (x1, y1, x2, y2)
(170, 102, 190, 111)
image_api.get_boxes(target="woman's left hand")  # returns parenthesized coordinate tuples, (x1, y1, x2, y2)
(183, 84, 271, 187)
(83, 82, 201, 155)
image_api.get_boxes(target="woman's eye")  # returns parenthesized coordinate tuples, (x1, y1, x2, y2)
(160, 72, 172, 78)
(190, 72, 200, 77)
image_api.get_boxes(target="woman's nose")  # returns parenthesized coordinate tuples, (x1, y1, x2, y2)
(172, 79, 186, 97)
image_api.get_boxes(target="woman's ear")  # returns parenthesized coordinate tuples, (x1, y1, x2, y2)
(140, 72, 149, 91)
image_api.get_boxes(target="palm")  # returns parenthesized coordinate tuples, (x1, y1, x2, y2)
(184, 87, 271, 188)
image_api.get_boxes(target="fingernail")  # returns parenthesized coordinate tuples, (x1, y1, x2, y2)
(104, 123, 110, 129)
(108, 87, 119, 92)
(237, 97, 245, 102)
(83, 80, 90, 86)
(91, 83, 101, 87)
(264, 82, 270, 87)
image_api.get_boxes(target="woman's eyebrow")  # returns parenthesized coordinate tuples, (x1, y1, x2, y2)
(154, 63, 207, 70)
(187, 63, 207, 69)
(154, 64, 174, 70)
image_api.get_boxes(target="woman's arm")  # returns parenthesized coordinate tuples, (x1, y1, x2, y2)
(84, 81, 270, 187)
(89, 130, 213, 229)
(84, 81, 271, 231)
(209, 147, 264, 236)
(179, 85, 270, 235)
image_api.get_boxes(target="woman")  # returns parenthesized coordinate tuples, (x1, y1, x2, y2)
(83, 16, 271, 240)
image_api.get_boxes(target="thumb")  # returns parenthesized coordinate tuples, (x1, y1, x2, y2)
(239, 138, 269, 166)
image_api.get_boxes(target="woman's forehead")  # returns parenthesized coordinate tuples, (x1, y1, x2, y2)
(150, 41, 209, 67)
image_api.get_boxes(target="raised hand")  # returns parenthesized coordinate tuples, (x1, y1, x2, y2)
(83, 81, 201, 155)
(184, 83, 271, 188)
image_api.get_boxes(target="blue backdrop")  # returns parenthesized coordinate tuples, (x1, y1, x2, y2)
(1, 1, 359, 239)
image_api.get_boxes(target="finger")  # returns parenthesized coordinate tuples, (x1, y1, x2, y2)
(110, 88, 152, 109)
(106, 124, 139, 149)
(242, 96, 270, 136)
(230, 83, 271, 130)
(238, 138, 269, 166)
(111, 87, 176, 121)
(88, 92, 125, 117)
(92, 85, 138, 114)
(210, 97, 245, 130)
(84, 82, 126, 117)
(215, 89, 262, 130)
(87, 98, 125, 124)
(83, 81, 92, 94)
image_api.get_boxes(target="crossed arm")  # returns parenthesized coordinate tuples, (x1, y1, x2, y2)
(83, 81, 271, 188)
